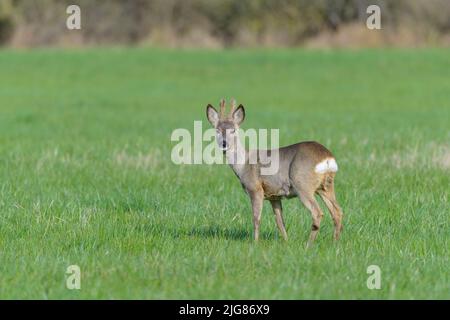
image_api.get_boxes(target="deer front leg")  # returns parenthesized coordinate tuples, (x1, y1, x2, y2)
(270, 200, 288, 241)
(249, 190, 264, 241)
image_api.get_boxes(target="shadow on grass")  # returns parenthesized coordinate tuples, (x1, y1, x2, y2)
(184, 225, 275, 241)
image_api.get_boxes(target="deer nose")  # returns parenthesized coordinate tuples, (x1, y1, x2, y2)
(222, 141, 227, 148)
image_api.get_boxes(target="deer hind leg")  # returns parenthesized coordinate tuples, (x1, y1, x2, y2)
(317, 174, 343, 240)
(270, 200, 288, 241)
(300, 193, 324, 247)
(292, 180, 324, 247)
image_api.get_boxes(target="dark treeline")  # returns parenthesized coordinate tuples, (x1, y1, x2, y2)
(1, 0, 450, 48)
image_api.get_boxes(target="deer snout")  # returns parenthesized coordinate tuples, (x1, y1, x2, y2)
(217, 136, 228, 151)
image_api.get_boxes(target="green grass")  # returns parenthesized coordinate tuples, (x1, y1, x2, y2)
(0, 48, 448, 299)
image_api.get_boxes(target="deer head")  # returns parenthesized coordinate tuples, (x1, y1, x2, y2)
(206, 98, 245, 153)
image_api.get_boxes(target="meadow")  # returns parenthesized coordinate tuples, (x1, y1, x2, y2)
(0, 48, 448, 299)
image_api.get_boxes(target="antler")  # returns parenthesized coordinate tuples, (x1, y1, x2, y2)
(218, 98, 238, 119)
(219, 98, 226, 117)
(230, 98, 236, 114)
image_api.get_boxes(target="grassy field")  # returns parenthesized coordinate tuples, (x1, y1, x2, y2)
(0, 48, 448, 299)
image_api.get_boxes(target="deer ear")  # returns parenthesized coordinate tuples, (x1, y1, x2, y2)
(232, 104, 245, 125)
(206, 104, 219, 127)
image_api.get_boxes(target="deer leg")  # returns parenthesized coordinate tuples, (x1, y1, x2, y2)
(317, 173, 343, 240)
(270, 200, 288, 241)
(297, 191, 324, 247)
(249, 190, 264, 242)
(318, 190, 343, 240)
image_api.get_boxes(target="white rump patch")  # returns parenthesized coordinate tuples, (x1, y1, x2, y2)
(314, 158, 338, 174)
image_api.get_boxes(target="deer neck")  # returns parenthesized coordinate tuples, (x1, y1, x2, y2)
(226, 138, 247, 178)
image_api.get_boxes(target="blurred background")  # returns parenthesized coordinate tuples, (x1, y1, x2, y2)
(1, 0, 450, 49)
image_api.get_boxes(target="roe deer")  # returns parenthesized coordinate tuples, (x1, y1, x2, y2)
(206, 99, 343, 245)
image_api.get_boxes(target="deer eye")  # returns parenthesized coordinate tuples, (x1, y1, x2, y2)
(229, 129, 236, 134)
